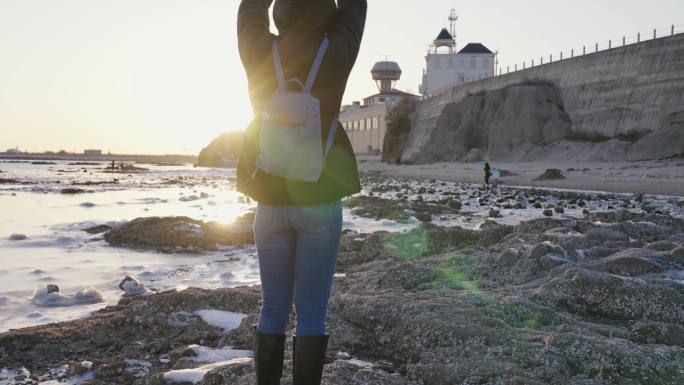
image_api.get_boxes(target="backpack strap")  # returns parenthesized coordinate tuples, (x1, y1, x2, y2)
(324, 112, 339, 157)
(303, 37, 329, 94)
(271, 39, 286, 88)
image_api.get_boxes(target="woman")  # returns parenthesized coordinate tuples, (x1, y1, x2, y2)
(236, 0, 367, 384)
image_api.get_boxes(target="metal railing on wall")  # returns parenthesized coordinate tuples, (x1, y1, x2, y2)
(422, 24, 684, 100)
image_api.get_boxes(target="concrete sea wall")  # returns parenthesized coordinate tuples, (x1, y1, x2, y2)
(402, 32, 684, 163)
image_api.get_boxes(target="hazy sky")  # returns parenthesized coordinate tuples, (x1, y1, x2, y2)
(1, 0, 682, 154)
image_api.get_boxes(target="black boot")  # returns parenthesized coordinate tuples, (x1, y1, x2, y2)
(293, 335, 329, 385)
(254, 331, 286, 385)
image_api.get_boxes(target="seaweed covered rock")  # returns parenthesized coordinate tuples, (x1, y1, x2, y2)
(104, 214, 254, 252)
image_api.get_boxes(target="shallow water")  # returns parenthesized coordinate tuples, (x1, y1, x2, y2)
(2, 160, 682, 333)
(0, 160, 417, 332)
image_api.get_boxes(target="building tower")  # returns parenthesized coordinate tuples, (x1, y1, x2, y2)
(371, 61, 402, 92)
(419, 10, 495, 97)
(433, 28, 456, 54)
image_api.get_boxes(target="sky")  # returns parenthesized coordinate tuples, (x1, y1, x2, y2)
(0, 0, 682, 155)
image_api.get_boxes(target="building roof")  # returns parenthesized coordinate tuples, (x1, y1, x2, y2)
(371, 61, 402, 79)
(458, 43, 493, 54)
(435, 28, 454, 41)
(364, 89, 418, 99)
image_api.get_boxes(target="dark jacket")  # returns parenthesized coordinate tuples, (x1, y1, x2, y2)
(236, 0, 367, 206)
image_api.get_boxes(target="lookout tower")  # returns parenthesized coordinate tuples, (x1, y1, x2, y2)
(371, 61, 402, 92)
(339, 60, 418, 154)
(434, 28, 456, 54)
(419, 9, 495, 97)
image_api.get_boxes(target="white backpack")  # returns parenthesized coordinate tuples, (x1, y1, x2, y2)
(255, 37, 338, 183)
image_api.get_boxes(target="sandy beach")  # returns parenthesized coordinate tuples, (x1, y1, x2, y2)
(358, 156, 684, 196)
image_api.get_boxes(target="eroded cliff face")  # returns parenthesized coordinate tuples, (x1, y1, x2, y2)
(382, 98, 418, 164)
(627, 111, 684, 161)
(417, 84, 572, 163)
(401, 82, 684, 163)
(401, 33, 684, 163)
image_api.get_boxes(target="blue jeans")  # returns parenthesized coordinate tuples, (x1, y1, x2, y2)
(254, 200, 343, 336)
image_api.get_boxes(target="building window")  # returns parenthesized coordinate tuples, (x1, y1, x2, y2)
(366, 118, 371, 129)
(378, 97, 386, 103)
(353, 120, 358, 130)
(482, 58, 490, 68)
(447, 58, 454, 68)
(458, 59, 464, 67)
(434, 58, 441, 69)
(470, 58, 476, 68)
(360, 119, 365, 130)
(372, 117, 379, 129)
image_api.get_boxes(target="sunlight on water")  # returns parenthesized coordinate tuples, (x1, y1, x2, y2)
(0, 160, 414, 332)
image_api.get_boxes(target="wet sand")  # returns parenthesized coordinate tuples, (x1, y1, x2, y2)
(358, 156, 684, 196)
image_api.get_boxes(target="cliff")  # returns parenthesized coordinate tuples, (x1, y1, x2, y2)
(402, 32, 684, 163)
(381, 97, 418, 164)
(410, 83, 572, 163)
(196, 131, 243, 168)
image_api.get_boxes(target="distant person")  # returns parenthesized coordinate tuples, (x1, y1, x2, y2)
(235, 0, 366, 384)
(484, 162, 492, 186)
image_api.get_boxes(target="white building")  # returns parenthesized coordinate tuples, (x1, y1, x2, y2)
(419, 27, 495, 97)
(340, 61, 418, 154)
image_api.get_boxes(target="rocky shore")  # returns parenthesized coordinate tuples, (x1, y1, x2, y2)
(2, 176, 684, 385)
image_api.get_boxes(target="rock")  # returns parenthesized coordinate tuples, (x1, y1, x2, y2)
(586, 246, 620, 259)
(627, 111, 684, 160)
(553, 206, 564, 214)
(597, 249, 665, 276)
(104, 216, 254, 252)
(527, 242, 566, 260)
(499, 169, 517, 177)
(663, 246, 684, 264)
(538, 254, 568, 270)
(382, 98, 418, 164)
(83, 224, 112, 234)
(583, 227, 629, 247)
(646, 240, 679, 251)
(118, 275, 151, 296)
(343, 196, 410, 222)
(543, 209, 553, 217)
(631, 322, 684, 346)
(5, 193, 684, 385)
(337, 232, 392, 269)
(46, 284, 59, 294)
(534, 169, 565, 181)
(402, 84, 571, 163)
(201, 359, 253, 385)
(447, 199, 462, 210)
(488, 208, 501, 218)
(496, 248, 520, 266)
(60, 188, 88, 194)
(0, 178, 30, 184)
(9, 233, 28, 241)
(376, 262, 435, 290)
(196, 131, 242, 168)
(537, 268, 684, 324)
